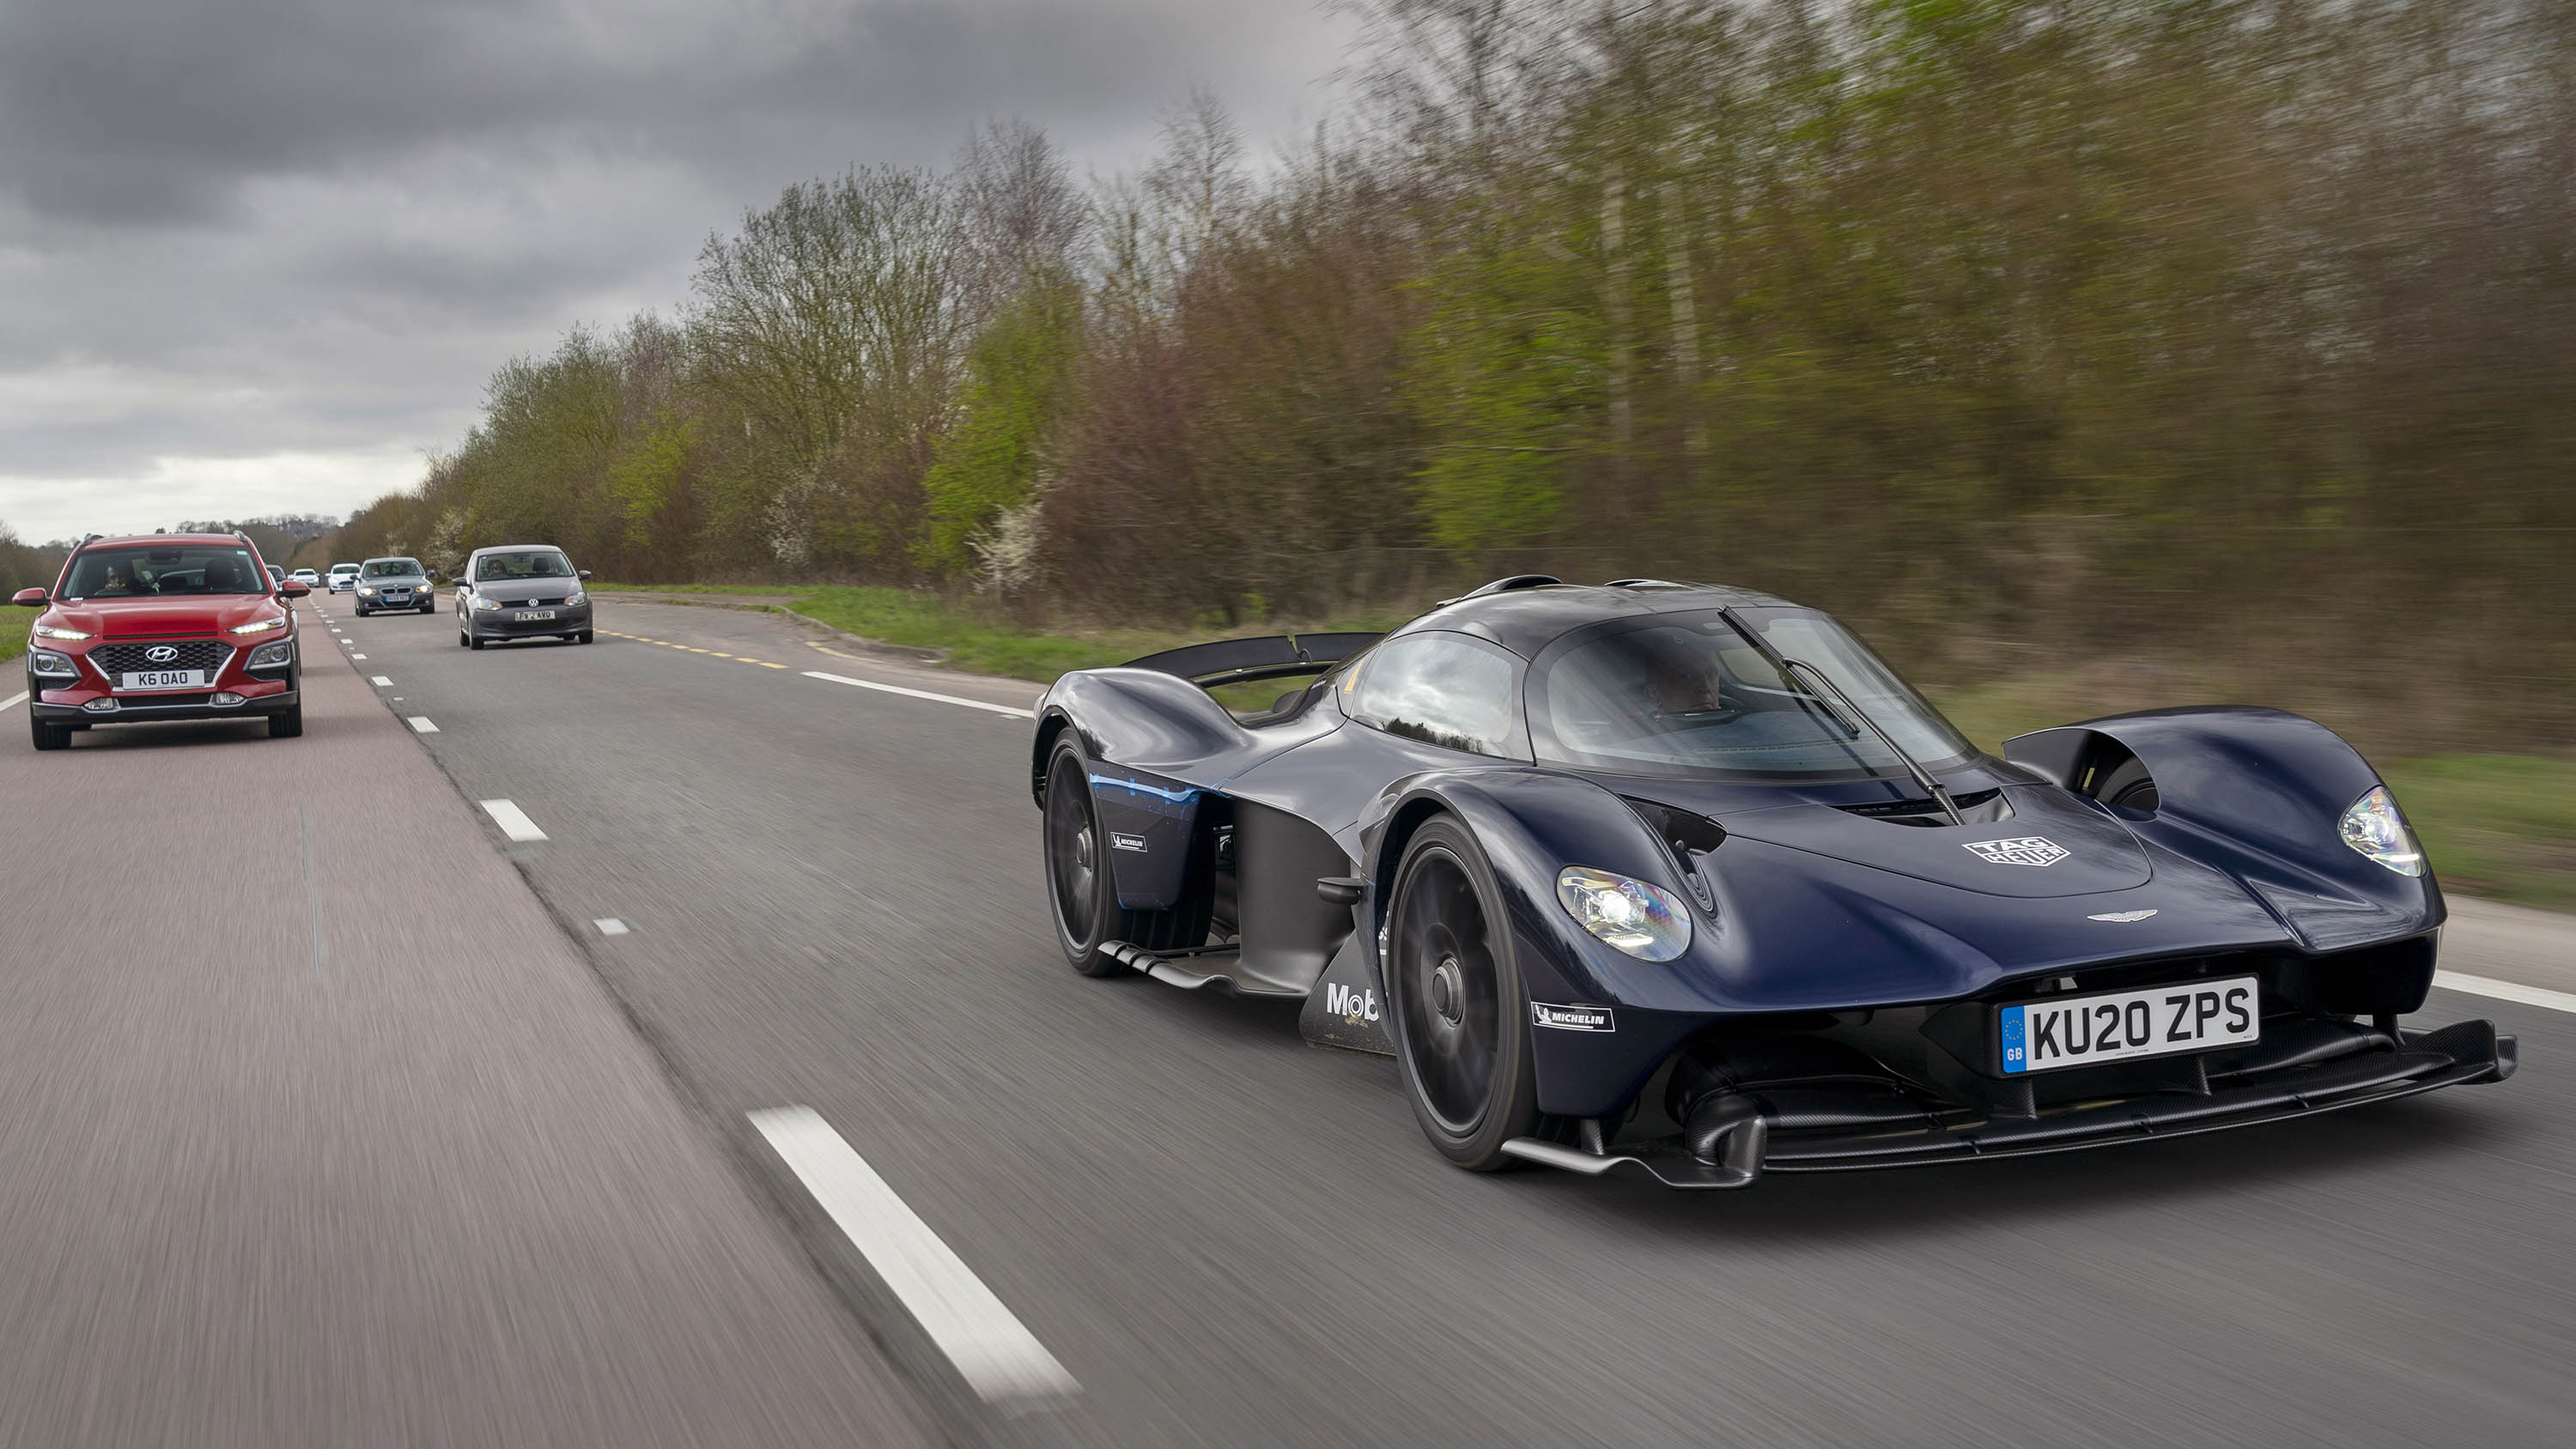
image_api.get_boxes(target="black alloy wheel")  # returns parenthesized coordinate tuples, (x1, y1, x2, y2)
(1042, 738, 1138, 977)
(1387, 818, 1539, 1169)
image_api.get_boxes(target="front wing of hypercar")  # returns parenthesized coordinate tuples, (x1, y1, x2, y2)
(1355, 748, 2515, 1190)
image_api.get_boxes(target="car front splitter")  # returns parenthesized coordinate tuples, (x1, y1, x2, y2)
(1501, 1018, 2515, 1190)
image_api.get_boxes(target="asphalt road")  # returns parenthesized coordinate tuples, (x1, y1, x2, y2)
(0, 599, 928, 1447)
(9, 591, 2570, 1446)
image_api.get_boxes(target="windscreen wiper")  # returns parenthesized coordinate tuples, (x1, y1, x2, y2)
(1777, 657, 1965, 827)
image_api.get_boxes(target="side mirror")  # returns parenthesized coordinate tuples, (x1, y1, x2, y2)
(578, 569, 593, 580)
(11, 586, 47, 608)
(279, 581, 312, 598)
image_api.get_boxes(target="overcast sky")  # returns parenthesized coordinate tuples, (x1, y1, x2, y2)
(0, 0, 1352, 544)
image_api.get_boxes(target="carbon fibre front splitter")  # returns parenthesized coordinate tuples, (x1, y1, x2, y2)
(1501, 1018, 2516, 1190)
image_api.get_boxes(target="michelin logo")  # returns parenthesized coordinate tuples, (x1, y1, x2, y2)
(1531, 1003, 1615, 1033)
(1326, 982, 1382, 1024)
(1109, 832, 1148, 852)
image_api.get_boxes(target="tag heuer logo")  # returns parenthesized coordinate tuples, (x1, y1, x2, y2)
(144, 645, 179, 664)
(1963, 836, 2069, 868)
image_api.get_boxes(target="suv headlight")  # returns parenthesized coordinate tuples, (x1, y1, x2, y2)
(1556, 866, 1692, 961)
(27, 648, 76, 677)
(33, 622, 91, 640)
(2339, 785, 2425, 876)
(471, 595, 499, 611)
(246, 640, 295, 670)
(228, 615, 288, 635)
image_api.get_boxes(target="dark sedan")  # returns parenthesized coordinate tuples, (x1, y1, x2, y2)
(353, 556, 436, 615)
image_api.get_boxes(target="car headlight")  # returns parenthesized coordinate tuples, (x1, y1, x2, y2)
(471, 595, 498, 610)
(2339, 785, 2425, 876)
(228, 615, 288, 635)
(32, 622, 91, 640)
(246, 640, 295, 669)
(356, 585, 376, 595)
(27, 648, 76, 677)
(564, 589, 586, 606)
(1556, 866, 1692, 961)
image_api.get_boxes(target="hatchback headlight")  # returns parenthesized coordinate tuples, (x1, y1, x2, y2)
(228, 615, 288, 635)
(471, 595, 499, 611)
(564, 589, 587, 606)
(33, 622, 91, 640)
(246, 640, 295, 670)
(1556, 866, 1692, 961)
(2339, 785, 2425, 876)
(27, 648, 76, 677)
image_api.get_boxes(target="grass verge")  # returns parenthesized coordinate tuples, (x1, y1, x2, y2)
(610, 584, 2574, 912)
(1, 629, 25, 667)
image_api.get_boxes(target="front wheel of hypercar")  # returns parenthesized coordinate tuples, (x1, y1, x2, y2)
(1042, 737, 1147, 977)
(1387, 817, 1540, 1170)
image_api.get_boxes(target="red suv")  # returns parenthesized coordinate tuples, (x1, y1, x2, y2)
(13, 532, 308, 750)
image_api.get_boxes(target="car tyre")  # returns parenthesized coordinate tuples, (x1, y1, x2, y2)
(28, 712, 70, 751)
(1385, 817, 1540, 1171)
(575, 629, 593, 644)
(468, 631, 485, 651)
(1042, 737, 1164, 977)
(418, 603, 433, 615)
(268, 702, 302, 738)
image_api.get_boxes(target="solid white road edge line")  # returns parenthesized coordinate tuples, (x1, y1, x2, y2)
(477, 799, 548, 842)
(801, 670, 1036, 719)
(407, 717, 439, 733)
(0, 691, 25, 712)
(749, 1105, 1078, 1404)
(2434, 969, 2576, 1017)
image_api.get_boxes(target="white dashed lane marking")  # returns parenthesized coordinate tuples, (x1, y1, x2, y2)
(0, 691, 25, 712)
(477, 799, 548, 842)
(406, 717, 439, 733)
(594, 919, 629, 936)
(371, 676, 392, 687)
(352, 654, 367, 660)
(801, 671, 1036, 719)
(749, 1106, 1078, 1404)
(2437, 970, 2576, 1016)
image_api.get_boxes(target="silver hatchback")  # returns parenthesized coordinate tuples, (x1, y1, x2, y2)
(454, 545, 593, 648)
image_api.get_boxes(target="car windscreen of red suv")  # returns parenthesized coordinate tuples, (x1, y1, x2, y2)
(15, 535, 307, 750)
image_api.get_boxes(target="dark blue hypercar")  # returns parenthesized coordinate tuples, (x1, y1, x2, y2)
(1030, 577, 2514, 1188)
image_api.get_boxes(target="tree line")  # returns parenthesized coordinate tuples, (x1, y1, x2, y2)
(325, 0, 2574, 747)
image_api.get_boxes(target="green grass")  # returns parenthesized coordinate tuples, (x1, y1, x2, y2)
(611, 585, 2574, 912)
(1, 627, 24, 666)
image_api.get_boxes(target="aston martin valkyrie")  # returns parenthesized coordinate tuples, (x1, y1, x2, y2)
(1029, 577, 2513, 1188)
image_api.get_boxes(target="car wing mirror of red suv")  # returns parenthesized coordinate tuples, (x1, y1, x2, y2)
(279, 581, 312, 598)
(10, 587, 46, 608)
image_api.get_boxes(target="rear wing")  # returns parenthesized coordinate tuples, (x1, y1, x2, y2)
(1121, 632, 1382, 690)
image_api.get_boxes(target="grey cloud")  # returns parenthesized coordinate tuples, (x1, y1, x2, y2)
(0, 0, 1348, 537)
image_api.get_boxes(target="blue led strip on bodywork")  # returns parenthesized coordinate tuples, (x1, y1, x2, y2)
(1089, 773, 1200, 806)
